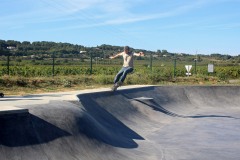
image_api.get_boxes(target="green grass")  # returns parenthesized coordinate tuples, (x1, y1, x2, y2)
(0, 73, 239, 96)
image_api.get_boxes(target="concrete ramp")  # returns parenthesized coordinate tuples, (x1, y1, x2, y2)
(0, 86, 240, 160)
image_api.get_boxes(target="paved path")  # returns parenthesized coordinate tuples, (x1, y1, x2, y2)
(0, 85, 148, 107)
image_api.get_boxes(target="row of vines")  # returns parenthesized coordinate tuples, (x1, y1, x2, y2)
(0, 65, 239, 80)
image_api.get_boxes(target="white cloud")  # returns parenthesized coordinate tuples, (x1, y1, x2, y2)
(0, 0, 223, 30)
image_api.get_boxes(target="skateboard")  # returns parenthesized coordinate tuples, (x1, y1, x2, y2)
(0, 93, 4, 98)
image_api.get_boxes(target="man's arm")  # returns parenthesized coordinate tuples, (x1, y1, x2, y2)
(133, 52, 144, 57)
(109, 52, 123, 59)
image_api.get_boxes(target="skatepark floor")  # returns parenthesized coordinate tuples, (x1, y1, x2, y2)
(0, 85, 240, 160)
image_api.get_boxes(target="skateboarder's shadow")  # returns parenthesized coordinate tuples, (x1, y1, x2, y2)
(130, 97, 238, 119)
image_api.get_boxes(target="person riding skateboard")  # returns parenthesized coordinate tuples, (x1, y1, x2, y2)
(109, 46, 144, 91)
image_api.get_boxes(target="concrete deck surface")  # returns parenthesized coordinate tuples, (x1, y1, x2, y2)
(0, 85, 240, 160)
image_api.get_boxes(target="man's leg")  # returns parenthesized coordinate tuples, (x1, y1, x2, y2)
(119, 67, 133, 83)
(112, 68, 124, 91)
(114, 68, 124, 84)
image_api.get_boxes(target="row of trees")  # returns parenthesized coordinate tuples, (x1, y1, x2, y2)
(0, 39, 239, 62)
(0, 40, 141, 58)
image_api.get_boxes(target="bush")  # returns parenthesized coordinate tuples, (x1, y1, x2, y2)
(62, 79, 72, 87)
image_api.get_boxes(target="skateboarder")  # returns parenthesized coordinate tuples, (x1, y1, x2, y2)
(109, 46, 144, 91)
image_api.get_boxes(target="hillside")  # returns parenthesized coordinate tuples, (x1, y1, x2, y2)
(0, 40, 239, 66)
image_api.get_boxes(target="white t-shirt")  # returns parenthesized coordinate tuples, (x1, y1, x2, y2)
(122, 52, 134, 68)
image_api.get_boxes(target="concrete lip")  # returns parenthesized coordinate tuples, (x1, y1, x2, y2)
(0, 106, 29, 116)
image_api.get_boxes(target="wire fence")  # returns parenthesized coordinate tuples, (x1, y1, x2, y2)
(0, 55, 240, 80)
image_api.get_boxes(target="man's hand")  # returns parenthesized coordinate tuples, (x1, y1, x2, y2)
(109, 56, 114, 59)
(139, 52, 144, 56)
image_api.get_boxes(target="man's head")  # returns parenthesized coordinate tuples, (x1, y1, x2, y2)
(124, 46, 129, 52)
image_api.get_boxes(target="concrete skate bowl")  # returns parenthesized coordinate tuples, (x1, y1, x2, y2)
(0, 86, 240, 160)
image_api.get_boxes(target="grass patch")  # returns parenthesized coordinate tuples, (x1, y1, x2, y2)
(0, 74, 239, 96)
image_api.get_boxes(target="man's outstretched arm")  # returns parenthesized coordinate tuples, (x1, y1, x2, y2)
(109, 52, 123, 59)
(133, 52, 144, 57)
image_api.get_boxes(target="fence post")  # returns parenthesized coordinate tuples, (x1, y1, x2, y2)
(7, 54, 10, 75)
(52, 52, 55, 77)
(173, 58, 176, 78)
(150, 53, 153, 71)
(6, 46, 16, 76)
(90, 52, 93, 74)
(194, 59, 197, 74)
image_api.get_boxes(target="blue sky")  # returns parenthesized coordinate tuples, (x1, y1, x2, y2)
(1, 0, 240, 55)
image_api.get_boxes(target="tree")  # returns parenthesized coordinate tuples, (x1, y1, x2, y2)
(162, 50, 168, 54)
(157, 50, 162, 57)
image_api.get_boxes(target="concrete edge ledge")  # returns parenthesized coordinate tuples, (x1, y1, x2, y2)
(0, 106, 29, 116)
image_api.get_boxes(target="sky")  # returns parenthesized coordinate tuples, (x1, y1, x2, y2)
(1, 0, 240, 56)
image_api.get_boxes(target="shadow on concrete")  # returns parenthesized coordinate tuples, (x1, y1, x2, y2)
(0, 93, 71, 100)
(23, 94, 71, 98)
(133, 97, 238, 119)
(0, 99, 41, 101)
(79, 86, 155, 99)
(0, 114, 71, 147)
(78, 95, 144, 148)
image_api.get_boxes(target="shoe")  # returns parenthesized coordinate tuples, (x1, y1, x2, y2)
(118, 81, 123, 86)
(111, 84, 117, 91)
(111, 81, 122, 91)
